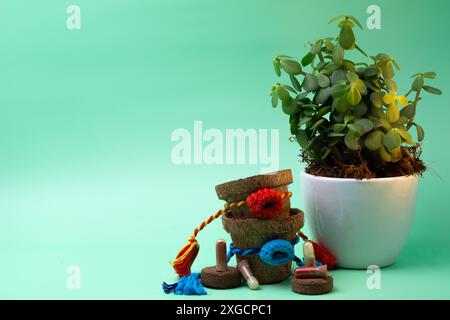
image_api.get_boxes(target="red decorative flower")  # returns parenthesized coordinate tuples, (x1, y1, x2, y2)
(246, 188, 284, 219)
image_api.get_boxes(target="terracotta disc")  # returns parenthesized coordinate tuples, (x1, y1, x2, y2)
(291, 276, 333, 295)
(200, 266, 242, 289)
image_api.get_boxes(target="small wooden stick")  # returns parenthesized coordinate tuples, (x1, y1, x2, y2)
(303, 241, 316, 267)
(238, 260, 259, 290)
(215, 239, 228, 272)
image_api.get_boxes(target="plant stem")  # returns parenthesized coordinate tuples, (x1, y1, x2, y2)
(406, 90, 421, 130)
(318, 51, 324, 63)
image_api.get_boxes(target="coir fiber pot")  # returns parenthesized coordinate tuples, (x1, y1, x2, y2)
(216, 170, 304, 283)
(300, 171, 418, 269)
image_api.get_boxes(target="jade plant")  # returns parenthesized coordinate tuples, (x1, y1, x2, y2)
(270, 15, 441, 178)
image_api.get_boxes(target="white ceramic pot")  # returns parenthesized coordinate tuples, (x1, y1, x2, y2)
(300, 171, 418, 269)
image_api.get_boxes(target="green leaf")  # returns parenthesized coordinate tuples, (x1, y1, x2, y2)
(365, 130, 384, 150)
(413, 122, 425, 141)
(353, 118, 373, 133)
(332, 43, 344, 65)
(353, 79, 367, 95)
(328, 15, 347, 24)
(305, 136, 318, 150)
(302, 73, 319, 92)
(290, 75, 302, 92)
(295, 92, 309, 102)
(273, 59, 281, 76)
(316, 73, 330, 88)
(370, 106, 385, 118)
(284, 85, 297, 93)
(280, 59, 302, 75)
(370, 91, 383, 108)
(314, 87, 332, 104)
(385, 78, 398, 93)
(383, 129, 401, 152)
(400, 104, 415, 119)
(342, 60, 356, 73)
(332, 123, 347, 133)
(381, 61, 394, 78)
(348, 15, 363, 29)
(316, 105, 332, 118)
(363, 66, 379, 77)
(366, 79, 380, 91)
(379, 144, 392, 162)
(376, 53, 390, 62)
(344, 114, 355, 124)
(346, 71, 359, 83)
(347, 85, 361, 105)
(391, 59, 400, 71)
(344, 132, 360, 150)
(301, 103, 317, 109)
(321, 147, 332, 159)
(331, 69, 348, 85)
(393, 128, 414, 145)
(299, 116, 312, 126)
(422, 85, 442, 95)
(296, 130, 308, 148)
(411, 76, 424, 92)
(301, 52, 314, 67)
(310, 40, 322, 55)
(282, 96, 297, 115)
(276, 86, 289, 101)
(328, 132, 345, 137)
(331, 83, 349, 98)
(290, 116, 299, 135)
(334, 95, 351, 113)
(352, 101, 367, 117)
(271, 90, 278, 108)
(386, 102, 400, 123)
(371, 117, 392, 130)
(339, 23, 355, 50)
(347, 123, 365, 137)
(396, 116, 409, 126)
(422, 72, 437, 79)
(311, 119, 325, 131)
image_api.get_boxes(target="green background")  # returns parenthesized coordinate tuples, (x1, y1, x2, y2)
(0, 0, 449, 299)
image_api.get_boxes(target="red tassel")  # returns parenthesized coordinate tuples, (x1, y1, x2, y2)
(171, 239, 199, 277)
(311, 241, 337, 269)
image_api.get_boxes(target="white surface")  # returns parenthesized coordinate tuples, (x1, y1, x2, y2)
(300, 172, 418, 269)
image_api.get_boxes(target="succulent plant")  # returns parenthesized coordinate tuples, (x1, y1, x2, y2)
(270, 15, 441, 177)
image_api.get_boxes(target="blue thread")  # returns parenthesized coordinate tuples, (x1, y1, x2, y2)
(293, 256, 304, 267)
(260, 239, 295, 266)
(227, 236, 301, 267)
(226, 244, 260, 262)
(162, 273, 206, 296)
(162, 281, 178, 294)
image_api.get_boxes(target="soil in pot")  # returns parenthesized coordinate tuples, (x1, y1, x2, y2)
(303, 146, 425, 179)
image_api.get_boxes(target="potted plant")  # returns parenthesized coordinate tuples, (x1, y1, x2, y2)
(270, 15, 441, 268)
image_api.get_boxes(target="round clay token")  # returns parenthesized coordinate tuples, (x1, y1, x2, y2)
(201, 266, 242, 289)
(291, 276, 333, 295)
